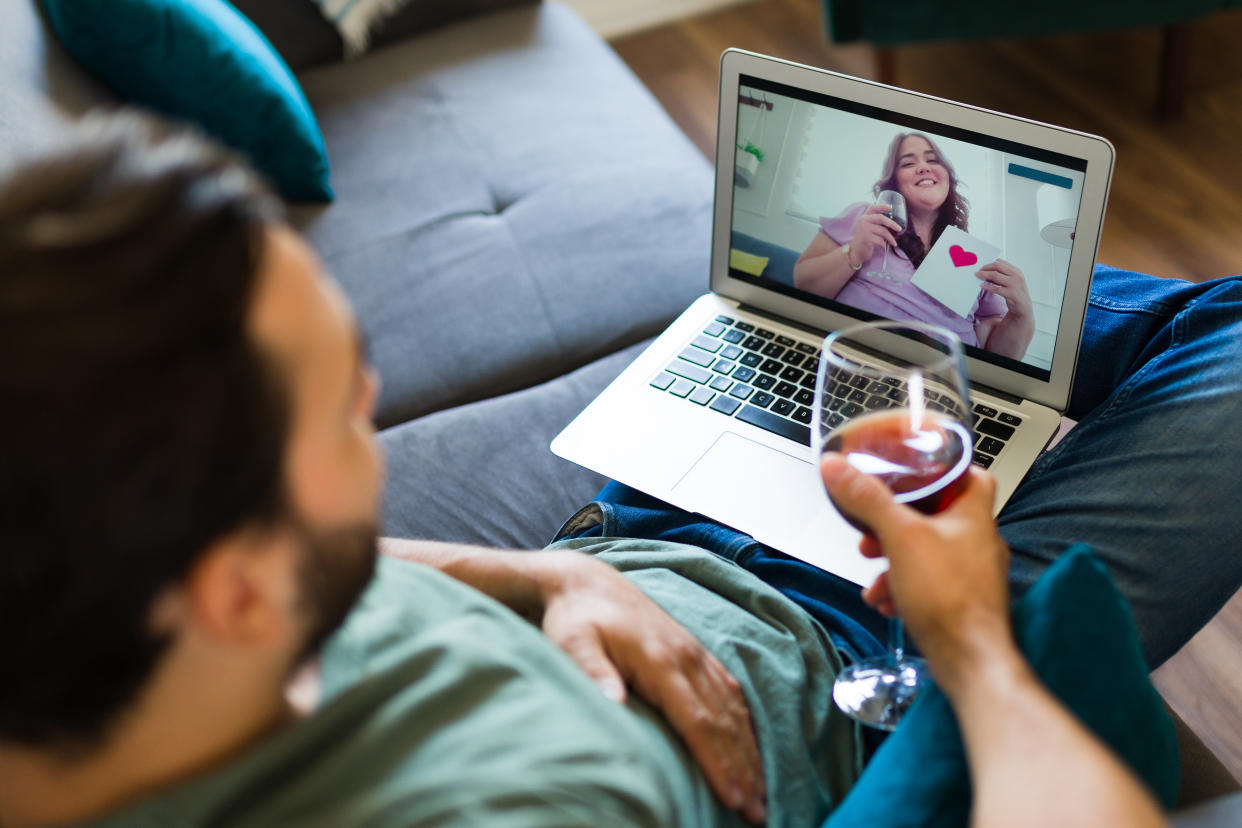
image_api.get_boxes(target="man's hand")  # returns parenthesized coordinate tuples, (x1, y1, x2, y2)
(378, 539, 765, 824)
(535, 551, 767, 825)
(820, 457, 1012, 691)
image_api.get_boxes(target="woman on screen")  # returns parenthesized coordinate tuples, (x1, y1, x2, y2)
(793, 132, 1035, 360)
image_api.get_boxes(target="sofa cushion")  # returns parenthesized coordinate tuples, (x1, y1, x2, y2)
(378, 342, 648, 548)
(40, 0, 332, 202)
(0, 2, 115, 157)
(292, 2, 711, 429)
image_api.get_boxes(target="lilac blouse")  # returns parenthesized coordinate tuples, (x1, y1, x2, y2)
(818, 203, 1006, 348)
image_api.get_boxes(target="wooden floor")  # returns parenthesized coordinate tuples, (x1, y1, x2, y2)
(610, 0, 1242, 784)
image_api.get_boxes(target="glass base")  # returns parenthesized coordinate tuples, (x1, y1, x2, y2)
(864, 269, 898, 282)
(832, 655, 928, 731)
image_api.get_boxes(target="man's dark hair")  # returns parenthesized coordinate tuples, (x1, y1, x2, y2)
(0, 112, 289, 748)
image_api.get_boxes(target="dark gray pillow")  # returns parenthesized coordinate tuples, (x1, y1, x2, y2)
(229, 0, 538, 70)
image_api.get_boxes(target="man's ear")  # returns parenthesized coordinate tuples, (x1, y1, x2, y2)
(182, 528, 300, 649)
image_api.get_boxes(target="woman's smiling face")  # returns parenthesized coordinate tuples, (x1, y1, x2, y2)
(894, 136, 950, 215)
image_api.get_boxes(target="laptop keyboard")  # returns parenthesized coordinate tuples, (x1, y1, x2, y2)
(649, 314, 1023, 468)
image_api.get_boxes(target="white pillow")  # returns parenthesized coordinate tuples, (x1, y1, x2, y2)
(307, 0, 412, 56)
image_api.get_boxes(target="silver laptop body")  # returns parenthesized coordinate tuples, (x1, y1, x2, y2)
(553, 49, 1114, 586)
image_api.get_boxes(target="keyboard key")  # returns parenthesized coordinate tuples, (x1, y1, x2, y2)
(720, 344, 743, 360)
(978, 436, 1005, 455)
(692, 334, 722, 353)
(998, 412, 1023, 426)
(729, 384, 754, 400)
(736, 404, 811, 445)
(669, 378, 695, 398)
(755, 327, 776, 340)
(886, 388, 907, 403)
(709, 375, 733, 392)
(689, 386, 715, 406)
(774, 381, 798, 398)
(751, 392, 775, 408)
(799, 373, 817, 389)
(802, 356, 819, 374)
(650, 372, 675, 391)
(772, 398, 796, 416)
(666, 359, 711, 384)
(703, 322, 725, 337)
(924, 391, 941, 403)
(827, 412, 845, 428)
(715, 314, 735, 324)
(848, 389, 868, 404)
(732, 367, 756, 383)
(679, 346, 715, 367)
(973, 452, 994, 468)
(780, 350, 804, 367)
(866, 381, 888, 395)
(742, 335, 765, 350)
(793, 405, 813, 424)
(976, 419, 1016, 440)
(722, 329, 745, 344)
(794, 389, 814, 406)
(882, 377, 902, 386)
(779, 366, 804, 383)
(711, 359, 736, 375)
(828, 397, 845, 411)
(760, 358, 783, 374)
(734, 321, 755, 332)
(710, 395, 741, 415)
(754, 374, 776, 390)
(842, 402, 864, 417)
(848, 375, 869, 390)
(795, 342, 818, 354)
(973, 404, 998, 418)
(867, 394, 890, 409)
(761, 342, 786, 358)
(775, 335, 796, 347)
(740, 352, 763, 367)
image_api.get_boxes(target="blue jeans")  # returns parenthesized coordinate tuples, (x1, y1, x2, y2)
(558, 265, 1242, 671)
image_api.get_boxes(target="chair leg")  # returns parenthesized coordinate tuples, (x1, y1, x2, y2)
(1158, 23, 1191, 120)
(876, 46, 896, 86)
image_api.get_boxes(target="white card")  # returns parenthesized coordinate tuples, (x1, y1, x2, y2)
(909, 225, 1001, 319)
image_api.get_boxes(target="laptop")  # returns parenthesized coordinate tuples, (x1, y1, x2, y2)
(552, 49, 1114, 586)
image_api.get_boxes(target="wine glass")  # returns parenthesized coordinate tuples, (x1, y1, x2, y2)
(814, 320, 973, 730)
(866, 190, 907, 282)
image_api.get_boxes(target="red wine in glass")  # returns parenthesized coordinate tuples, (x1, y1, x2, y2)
(824, 409, 971, 532)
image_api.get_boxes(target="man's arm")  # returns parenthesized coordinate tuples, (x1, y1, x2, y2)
(378, 538, 767, 825)
(820, 460, 1167, 828)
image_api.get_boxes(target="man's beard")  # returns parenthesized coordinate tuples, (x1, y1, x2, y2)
(285, 511, 379, 666)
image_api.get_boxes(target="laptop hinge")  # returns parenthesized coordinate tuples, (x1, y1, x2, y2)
(737, 302, 1025, 406)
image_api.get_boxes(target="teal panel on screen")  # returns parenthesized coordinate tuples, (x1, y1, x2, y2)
(41, 0, 333, 202)
(823, 545, 1180, 827)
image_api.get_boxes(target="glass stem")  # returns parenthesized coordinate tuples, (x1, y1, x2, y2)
(881, 243, 890, 275)
(888, 617, 905, 666)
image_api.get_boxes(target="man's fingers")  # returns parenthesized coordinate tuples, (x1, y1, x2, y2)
(554, 629, 627, 703)
(634, 650, 765, 822)
(821, 453, 911, 539)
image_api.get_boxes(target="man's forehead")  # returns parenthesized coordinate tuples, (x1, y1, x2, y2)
(248, 224, 354, 373)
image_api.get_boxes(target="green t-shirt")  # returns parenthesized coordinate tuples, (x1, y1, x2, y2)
(80, 540, 860, 827)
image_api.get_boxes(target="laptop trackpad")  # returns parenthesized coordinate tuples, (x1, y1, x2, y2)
(673, 431, 822, 537)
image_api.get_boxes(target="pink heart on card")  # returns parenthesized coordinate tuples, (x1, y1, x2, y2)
(949, 244, 978, 268)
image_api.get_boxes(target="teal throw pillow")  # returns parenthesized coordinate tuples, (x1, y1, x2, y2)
(824, 544, 1180, 827)
(41, 0, 333, 202)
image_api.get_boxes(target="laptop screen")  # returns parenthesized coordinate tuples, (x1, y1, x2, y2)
(729, 74, 1089, 382)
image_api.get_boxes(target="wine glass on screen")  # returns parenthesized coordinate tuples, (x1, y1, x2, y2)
(814, 320, 973, 730)
(866, 190, 907, 282)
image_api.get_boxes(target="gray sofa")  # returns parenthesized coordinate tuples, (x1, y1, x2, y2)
(5, 0, 1239, 822)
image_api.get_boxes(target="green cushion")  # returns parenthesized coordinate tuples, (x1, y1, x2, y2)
(824, 544, 1180, 827)
(41, 0, 332, 202)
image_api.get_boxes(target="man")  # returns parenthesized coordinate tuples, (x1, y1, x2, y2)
(0, 115, 1224, 826)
